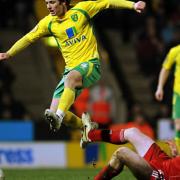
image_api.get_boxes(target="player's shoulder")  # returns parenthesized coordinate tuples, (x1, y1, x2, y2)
(170, 44, 180, 51)
(39, 14, 54, 25)
(169, 44, 180, 54)
(41, 14, 54, 22)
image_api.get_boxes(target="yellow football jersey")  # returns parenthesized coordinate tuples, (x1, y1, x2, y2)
(163, 45, 180, 93)
(7, 0, 134, 69)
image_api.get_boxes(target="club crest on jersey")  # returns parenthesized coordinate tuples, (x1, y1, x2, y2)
(71, 14, 78, 22)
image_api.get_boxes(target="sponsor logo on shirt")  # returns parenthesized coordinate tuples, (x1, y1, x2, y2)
(66, 26, 77, 38)
(65, 35, 87, 47)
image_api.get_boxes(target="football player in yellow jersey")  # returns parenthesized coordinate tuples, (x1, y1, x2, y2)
(0, 0, 146, 132)
(155, 44, 180, 155)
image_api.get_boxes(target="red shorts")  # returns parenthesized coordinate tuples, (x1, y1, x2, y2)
(144, 143, 180, 180)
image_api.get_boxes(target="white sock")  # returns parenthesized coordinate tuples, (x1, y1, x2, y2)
(56, 109, 65, 122)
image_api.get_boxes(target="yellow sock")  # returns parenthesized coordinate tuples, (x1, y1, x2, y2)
(58, 87, 75, 114)
(63, 111, 83, 129)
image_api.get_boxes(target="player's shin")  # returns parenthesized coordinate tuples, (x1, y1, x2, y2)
(88, 129, 127, 145)
(63, 111, 83, 129)
(56, 87, 75, 119)
(94, 164, 122, 180)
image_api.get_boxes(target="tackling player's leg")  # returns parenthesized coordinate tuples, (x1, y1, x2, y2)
(95, 146, 153, 180)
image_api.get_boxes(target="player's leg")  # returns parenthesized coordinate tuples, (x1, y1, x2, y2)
(63, 111, 83, 129)
(56, 70, 82, 119)
(45, 60, 101, 131)
(95, 147, 153, 180)
(81, 119, 154, 157)
(124, 128, 154, 157)
(173, 92, 180, 154)
(47, 97, 83, 129)
(56, 60, 100, 120)
(45, 72, 82, 131)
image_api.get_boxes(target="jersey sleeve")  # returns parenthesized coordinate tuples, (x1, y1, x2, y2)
(7, 16, 51, 57)
(75, 0, 134, 18)
(26, 16, 50, 42)
(163, 46, 179, 70)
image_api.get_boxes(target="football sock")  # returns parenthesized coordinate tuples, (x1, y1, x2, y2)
(88, 129, 126, 145)
(175, 130, 180, 153)
(64, 111, 83, 129)
(94, 165, 121, 180)
(57, 88, 75, 118)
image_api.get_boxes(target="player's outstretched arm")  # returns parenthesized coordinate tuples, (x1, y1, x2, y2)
(0, 53, 10, 61)
(108, 0, 146, 12)
(0, 35, 33, 61)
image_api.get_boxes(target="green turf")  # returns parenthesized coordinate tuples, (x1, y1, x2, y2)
(3, 168, 136, 180)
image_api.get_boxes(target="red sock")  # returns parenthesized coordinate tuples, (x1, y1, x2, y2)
(94, 165, 121, 180)
(88, 129, 102, 141)
(88, 129, 126, 145)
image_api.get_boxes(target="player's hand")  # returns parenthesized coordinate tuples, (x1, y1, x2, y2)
(0, 53, 10, 61)
(155, 88, 164, 101)
(134, 1, 146, 13)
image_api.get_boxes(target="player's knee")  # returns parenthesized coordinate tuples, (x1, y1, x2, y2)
(116, 147, 129, 160)
(65, 72, 82, 88)
(126, 127, 141, 137)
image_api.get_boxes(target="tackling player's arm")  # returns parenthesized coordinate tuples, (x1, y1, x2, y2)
(0, 16, 50, 61)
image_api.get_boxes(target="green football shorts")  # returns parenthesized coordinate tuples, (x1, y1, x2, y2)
(53, 58, 101, 98)
(172, 92, 180, 119)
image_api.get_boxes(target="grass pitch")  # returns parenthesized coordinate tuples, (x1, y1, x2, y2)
(3, 168, 136, 180)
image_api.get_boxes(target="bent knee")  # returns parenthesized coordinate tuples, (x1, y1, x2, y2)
(65, 71, 82, 88)
(114, 147, 130, 159)
(125, 127, 141, 137)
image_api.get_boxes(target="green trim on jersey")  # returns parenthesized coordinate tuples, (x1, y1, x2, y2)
(172, 92, 180, 119)
(53, 58, 101, 98)
(71, 8, 96, 35)
(48, 21, 61, 49)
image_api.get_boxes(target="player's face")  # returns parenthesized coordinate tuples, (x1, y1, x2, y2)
(45, 0, 66, 17)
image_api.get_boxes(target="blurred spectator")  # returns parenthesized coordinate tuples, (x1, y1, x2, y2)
(73, 88, 90, 117)
(0, 62, 15, 92)
(111, 112, 155, 139)
(14, 0, 33, 32)
(89, 80, 116, 128)
(128, 102, 143, 120)
(0, 92, 31, 120)
(126, 112, 155, 139)
(165, 24, 180, 50)
(154, 103, 171, 120)
(136, 16, 164, 77)
(0, 0, 33, 30)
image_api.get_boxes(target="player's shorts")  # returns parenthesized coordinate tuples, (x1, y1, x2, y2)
(172, 92, 180, 119)
(53, 58, 101, 98)
(144, 143, 180, 180)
